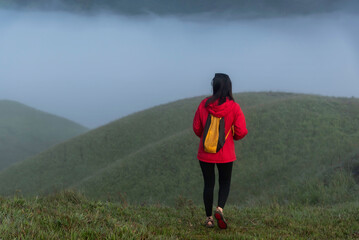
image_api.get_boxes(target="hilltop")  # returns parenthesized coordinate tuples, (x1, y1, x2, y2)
(0, 100, 88, 171)
(0, 92, 358, 206)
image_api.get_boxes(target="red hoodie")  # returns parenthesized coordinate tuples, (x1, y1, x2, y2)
(193, 97, 248, 163)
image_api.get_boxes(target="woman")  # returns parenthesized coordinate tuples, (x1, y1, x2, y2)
(193, 73, 248, 229)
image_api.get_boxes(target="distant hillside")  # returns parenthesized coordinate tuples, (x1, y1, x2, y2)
(0, 100, 88, 171)
(1, 0, 358, 18)
(0, 92, 358, 206)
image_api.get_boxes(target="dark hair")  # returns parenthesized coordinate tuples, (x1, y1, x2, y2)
(205, 73, 234, 107)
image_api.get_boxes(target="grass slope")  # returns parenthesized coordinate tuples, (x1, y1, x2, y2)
(0, 100, 88, 171)
(0, 92, 359, 206)
(0, 191, 358, 239)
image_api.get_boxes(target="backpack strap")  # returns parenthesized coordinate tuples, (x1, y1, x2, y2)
(225, 125, 234, 140)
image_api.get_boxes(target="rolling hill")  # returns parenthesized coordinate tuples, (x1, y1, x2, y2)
(0, 92, 358, 206)
(0, 100, 88, 171)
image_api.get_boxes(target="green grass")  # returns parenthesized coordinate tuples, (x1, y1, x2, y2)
(0, 190, 358, 239)
(0, 100, 88, 171)
(0, 92, 359, 206)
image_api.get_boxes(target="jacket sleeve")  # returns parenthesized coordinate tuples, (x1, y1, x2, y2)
(233, 104, 248, 140)
(193, 103, 203, 138)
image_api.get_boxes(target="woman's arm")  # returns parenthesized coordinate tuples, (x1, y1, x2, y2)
(193, 103, 203, 138)
(233, 104, 248, 140)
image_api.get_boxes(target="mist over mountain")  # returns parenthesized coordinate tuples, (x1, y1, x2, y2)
(1, 8, 358, 127)
(1, 0, 359, 18)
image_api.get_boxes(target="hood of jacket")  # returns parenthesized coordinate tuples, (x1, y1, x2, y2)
(206, 98, 235, 118)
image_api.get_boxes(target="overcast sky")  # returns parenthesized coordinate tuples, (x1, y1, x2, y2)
(0, 10, 358, 128)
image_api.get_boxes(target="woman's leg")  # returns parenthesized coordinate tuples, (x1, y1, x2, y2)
(216, 161, 233, 209)
(199, 161, 215, 217)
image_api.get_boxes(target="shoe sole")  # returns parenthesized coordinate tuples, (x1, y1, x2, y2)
(214, 210, 227, 229)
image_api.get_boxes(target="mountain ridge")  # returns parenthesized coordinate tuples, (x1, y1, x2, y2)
(0, 92, 358, 206)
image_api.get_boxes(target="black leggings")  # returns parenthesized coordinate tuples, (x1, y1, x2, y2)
(199, 161, 233, 217)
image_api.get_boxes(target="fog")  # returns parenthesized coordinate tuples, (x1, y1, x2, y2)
(1, 10, 358, 128)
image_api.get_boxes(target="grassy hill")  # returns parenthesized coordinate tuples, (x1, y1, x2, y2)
(0, 92, 358, 206)
(0, 191, 358, 239)
(0, 100, 88, 171)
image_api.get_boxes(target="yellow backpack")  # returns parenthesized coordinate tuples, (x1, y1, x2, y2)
(203, 114, 233, 153)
